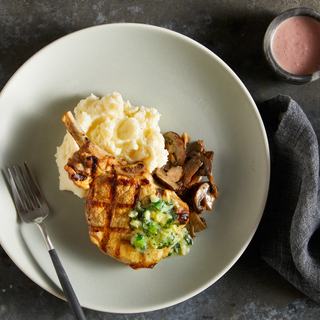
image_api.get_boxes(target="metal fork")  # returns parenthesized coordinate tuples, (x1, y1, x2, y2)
(7, 162, 86, 320)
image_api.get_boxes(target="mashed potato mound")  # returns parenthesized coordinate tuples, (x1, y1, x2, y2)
(55, 92, 168, 198)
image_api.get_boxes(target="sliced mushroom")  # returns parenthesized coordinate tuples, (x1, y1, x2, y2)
(154, 167, 181, 191)
(189, 210, 207, 234)
(181, 132, 191, 149)
(177, 173, 203, 200)
(204, 151, 214, 162)
(207, 174, 219, 199)
(197, 139, 207, 152)
(166, 166, 184, 182)
(187, 150, 212, 176)
(163, 132, 186, 166)
(191, 182, 216, 214)
(181, 156, 203, 185)
(185, 172, 203, 188)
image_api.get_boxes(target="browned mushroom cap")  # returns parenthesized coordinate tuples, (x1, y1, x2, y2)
(163, 132, 186, 166)
(154, 167, 182, 191)
(191, 182, 216, 214)
(189, 210, 207, 235)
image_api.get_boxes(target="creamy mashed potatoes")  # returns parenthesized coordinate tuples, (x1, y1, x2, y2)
(55, 92, 168, 198)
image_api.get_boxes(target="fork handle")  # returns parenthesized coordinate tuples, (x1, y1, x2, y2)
(49, 249, 87, 320)
(35, 221, 86, 320)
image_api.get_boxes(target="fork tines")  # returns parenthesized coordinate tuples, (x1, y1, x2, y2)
(7, 163, 47, 215)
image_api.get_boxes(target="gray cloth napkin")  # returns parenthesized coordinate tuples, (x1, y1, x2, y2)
(258, 95, 320, 304)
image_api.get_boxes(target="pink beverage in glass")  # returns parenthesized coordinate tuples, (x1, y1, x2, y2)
(272, 16, 320, 75)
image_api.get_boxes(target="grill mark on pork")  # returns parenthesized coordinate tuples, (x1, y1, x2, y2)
(101, 175, 118, 254)
(92, 174, 142, 255)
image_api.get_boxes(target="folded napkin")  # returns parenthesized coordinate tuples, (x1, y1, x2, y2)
(258, 95, 320, 304)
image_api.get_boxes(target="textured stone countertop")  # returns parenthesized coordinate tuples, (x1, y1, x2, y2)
(1, 1, 320, 319)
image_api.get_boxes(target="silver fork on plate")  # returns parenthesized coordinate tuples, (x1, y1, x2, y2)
(7, 162, 86, 320)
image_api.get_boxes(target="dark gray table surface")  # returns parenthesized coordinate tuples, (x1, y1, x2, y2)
(1, 1, 320, 319)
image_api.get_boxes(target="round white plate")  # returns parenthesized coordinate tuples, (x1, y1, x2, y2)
(0, 23, 269, 313)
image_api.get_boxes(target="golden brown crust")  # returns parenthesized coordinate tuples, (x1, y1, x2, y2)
(84, 166, 189, 269)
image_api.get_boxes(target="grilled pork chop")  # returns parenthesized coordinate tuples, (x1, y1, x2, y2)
(62, 111, 189, 269)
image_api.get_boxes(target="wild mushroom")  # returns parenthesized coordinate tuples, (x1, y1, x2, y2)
(181, 155, 203, 185)
(181, 132, 191, 149)
(184, 172, 203, 189)
(197, 139, 207, 152)
(207, 174, 219, 200)
(153, 132, 219, 236)
(154, 167, 182, 191)
(204, 150, 214, 162)
(189, 210, 207, 236)
(163, 132, 186, 166)
(191, 182, 217, 214)
(167, 166, 184, 181)
(186, 150, 213, 176)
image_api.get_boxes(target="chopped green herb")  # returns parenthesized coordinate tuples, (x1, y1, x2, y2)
(132, 233, 146, 249)
(184, 233, 194, 246)
(128, 196, 192, 256)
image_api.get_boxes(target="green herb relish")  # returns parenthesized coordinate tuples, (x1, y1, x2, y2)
(129, 195, 193, 255)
